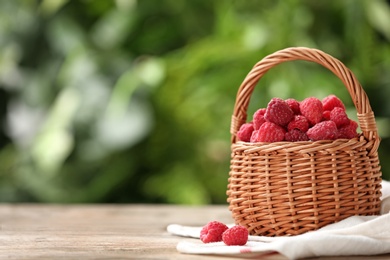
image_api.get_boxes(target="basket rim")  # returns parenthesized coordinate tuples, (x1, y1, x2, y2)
(232, 135, 378, 154)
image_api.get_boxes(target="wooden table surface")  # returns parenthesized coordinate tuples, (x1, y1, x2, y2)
(0, 204, 389, 260)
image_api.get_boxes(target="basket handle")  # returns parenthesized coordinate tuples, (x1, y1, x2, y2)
(231, 47, 380, 146)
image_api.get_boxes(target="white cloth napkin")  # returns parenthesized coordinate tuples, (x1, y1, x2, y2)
(167, 180, 390, 260)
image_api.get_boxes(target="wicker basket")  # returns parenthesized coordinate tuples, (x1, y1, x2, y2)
(227, 47, 382, 236)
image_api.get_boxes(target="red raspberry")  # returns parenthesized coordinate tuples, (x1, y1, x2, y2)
(222, 225, 248, 246)
(300, 97, 323, 125)
(307, 121, 338, 141)
(200, 221, 228, 243)
(250, 130, 259, 142)
(285, 98, 301, 115)
(255, 108, 266, 116)
(322, 94, 345, 111)
(285, 129, 309, 142)
(237, 123, 254, 142)
(330, 107, 350, 128)
(252, 122, 286, 142)
(338, 119, 358, 139)
(253, 108, 267, 130)
(264, 98, 294, 126)
(287, 115, 309, 132)
(322, 110, 331, 121)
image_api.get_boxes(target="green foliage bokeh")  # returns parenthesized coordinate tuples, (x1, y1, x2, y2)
(0, 0, 389, 204)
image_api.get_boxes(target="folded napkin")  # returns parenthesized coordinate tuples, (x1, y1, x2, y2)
(167, 180, 390, 260)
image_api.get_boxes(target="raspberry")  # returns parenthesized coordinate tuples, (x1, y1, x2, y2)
(252, 122, 285, 142)
(285, 98, 301, 115)
(338, 119, 358, 139)
(200, 221, 228, 243)
(285, 129, 309, 142)
(237, 123, 254, 142)
(322, 94, 345, 111)
(287, 115, 309, 132)
(264, 98, 294, 126)
(322, 110, 331, 121)
(255, 108, 266, 116)
(330, 107, 350, 128)
(253, 108, 267, 130)
(300, 97, 323, 125)
(222, 225, 248, 246)
(307, 120, 338, 141)
(250, 130, 259, 142)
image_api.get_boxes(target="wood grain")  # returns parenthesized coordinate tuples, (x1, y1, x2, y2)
(0, 204, 388, 259)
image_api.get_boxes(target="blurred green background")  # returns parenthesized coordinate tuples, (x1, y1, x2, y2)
(1, 0, 390, 204)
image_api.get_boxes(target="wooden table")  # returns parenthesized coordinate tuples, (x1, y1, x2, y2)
(0, 204, 389, 260)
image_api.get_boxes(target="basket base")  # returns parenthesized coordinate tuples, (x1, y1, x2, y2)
(227, 139, 382, 236)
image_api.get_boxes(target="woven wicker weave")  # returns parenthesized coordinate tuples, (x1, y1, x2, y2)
(227, 47, 382, 236)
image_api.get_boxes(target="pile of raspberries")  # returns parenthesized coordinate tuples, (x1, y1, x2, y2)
(200, 221, 248, 246)
(237, 94, 358, 143)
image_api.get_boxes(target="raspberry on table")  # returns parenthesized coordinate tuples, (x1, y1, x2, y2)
(253, 108, 267, 130)
(237, 123, 254, 142)
(264, 98, 294, 126)
(338, 119, 358, 139)
(252, 122, 286, 142)
(300, 97, 323, 125)
(285, 129, 309, 142)
(287, 115, 309, 132)
(330, 107, 350, 128)
(322, 94, 346, 111)
(307, 120, 338, 141)
(285, 98, 301, 115)
(200, 221, 228, 243)
(222, 225, 248, 246)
